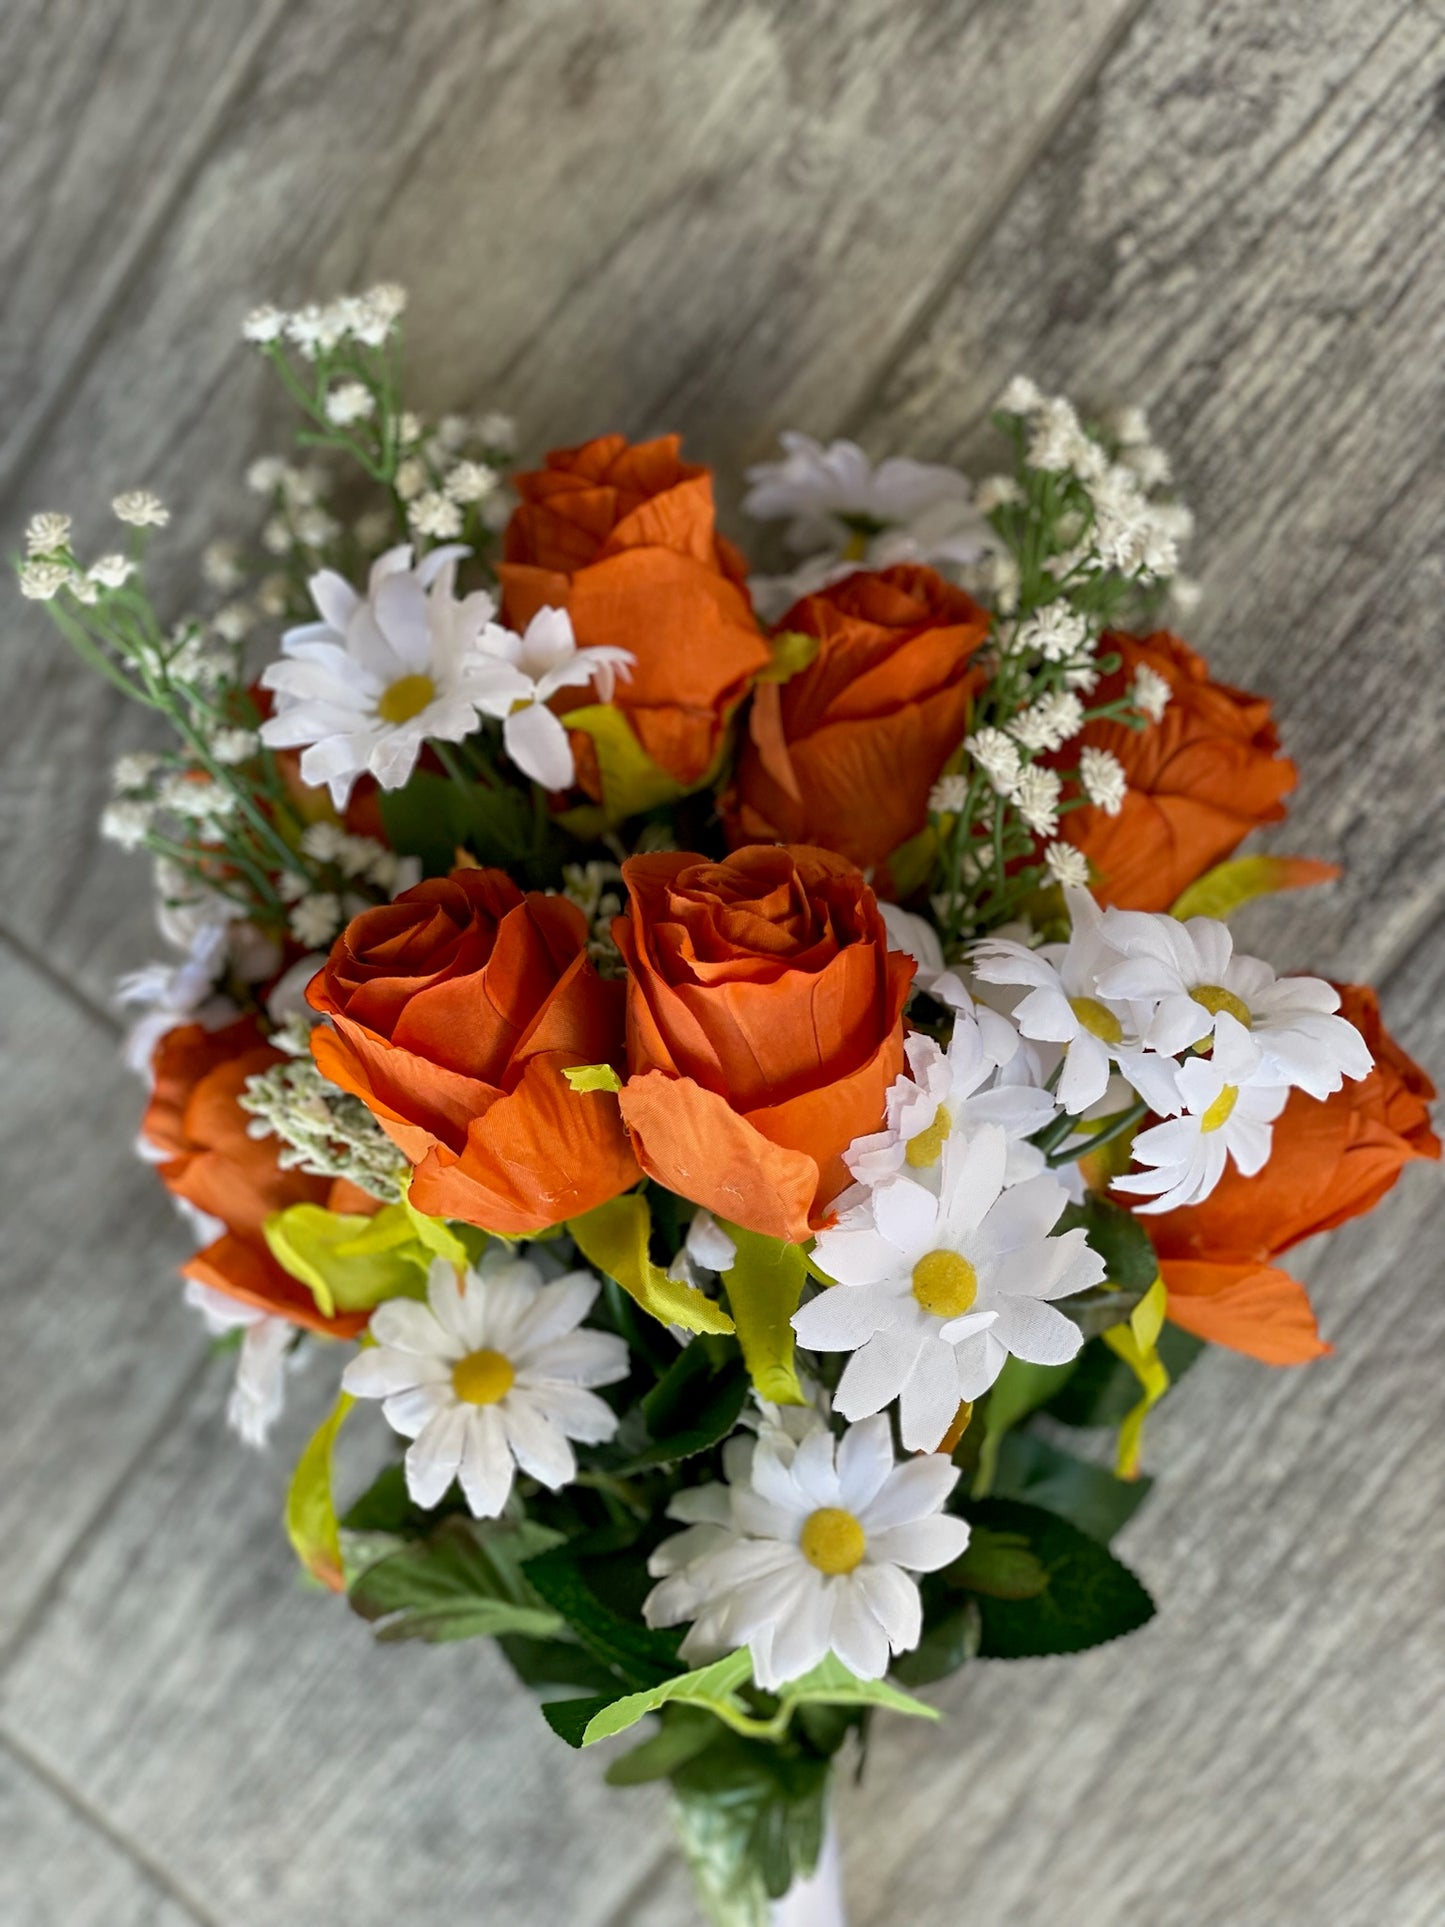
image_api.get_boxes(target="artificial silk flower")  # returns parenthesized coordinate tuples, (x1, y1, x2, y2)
(843, 1018, 1057, 1191)
(1095, 911, 1373, 1100)
(644, 1412, 969, 1688)
(183, 1279, 293, 1449)
(259, 544, 530, 808)
(971, 887, 1179, 1116)
(798, 1127, 1103, 1448)
(1114, 1014, 1289, 1214)
(475, 605, 633, 791)
(743, 432, 987, 560)
(342, 1255, 629, 1516)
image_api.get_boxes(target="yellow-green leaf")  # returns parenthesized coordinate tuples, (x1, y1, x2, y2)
(562, 1063, 624, 1094)
(557, 703, 687, 824)
(886, 825, 937, 899)
(1102, 1275, 1170, 1480)
(286, 1389, 354, 1590)
(1170, 855, 1339, 922)
(264, 1202, 433, 1319)
(718, 1223, 808, 1405)
(397, 1182, 472, 1268)
(754, 628, 820, 685)
(568, 1193, 735, 1336)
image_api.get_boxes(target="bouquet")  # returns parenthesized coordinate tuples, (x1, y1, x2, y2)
(20, 285, 1437, 1925)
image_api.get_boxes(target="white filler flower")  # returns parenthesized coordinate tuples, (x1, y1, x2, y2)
(343, 1255, 628, 1516)
(645, 1412, 969, 1687)
(259, 544, 530, 807)
(798, 1127, 1104, 1449)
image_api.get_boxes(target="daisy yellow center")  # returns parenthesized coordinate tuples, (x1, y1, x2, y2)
(451, 1347, 515, 1406)
(911, 1249, 978, 1319)
(1199, 1085, 1238, 1134)
(1069, 995, 1123, 1045)
(1191, 983, 1252, 1028)
(377, 672, 437, 725)
(800, 1507, 866, 1576)
(905, 1103, 952, 1169)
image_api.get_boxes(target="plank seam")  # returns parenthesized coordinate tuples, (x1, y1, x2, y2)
(0, 1728, 221, 1927)
(0, 0, 292, 504)
(837, 0, 1159, 443)
(0, 920, 121, 1039)
(0, 1347, 214, 1683)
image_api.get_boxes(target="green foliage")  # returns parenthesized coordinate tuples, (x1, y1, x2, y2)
(379, 765, 557, 881)
(671, 1733, 832, 1910)
(891, 1593, 981, 1687)
(546, 1650, 754, 1750)
(1044, 1327, 1205, 1428)
(992, 1430, 1153, 1544)
(719, 1225, 810, 1406)
(611, 1342, 750, 1472)
(1059, 1193, 1160, 1293)
(951, 1498, 1155, 1658)
(973, 1354, 1079, 1494)
(523, 1547, 683, 1689)
(348, 1515, 564, 1645)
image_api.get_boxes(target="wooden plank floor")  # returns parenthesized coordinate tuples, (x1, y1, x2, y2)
(1, 3, 1441, 1921)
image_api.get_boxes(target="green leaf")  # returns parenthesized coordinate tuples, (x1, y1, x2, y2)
(379, 767, 536, 872)
(953, 1498, 1155, 1658)
(1044, 1327, 1204, 1428)
(890, 1594, 981, 1687)
(569, 1650, 754, 1748)
(604, 1708, 721, 1785)
(349, 1516, 565, 1644)
(522, 1548, 683, 1689)
(285, 1390, 354, 1589)
(614, 1345, 749, 1472)
(973, 1354, 1079, 1495)
(992, 1430, 1153, 1544)
(557, 702, 689, 824)
(569, 1192, 735, 1336)
(264, 1201, 432, 1319)
(1057, 1193, 1159, 1293)
(671, 1736, 831, 1905)
(497, 1634, 621, 1696)
(719, 1224, 809, 1406)
(561, 1062, 623, 1094)
(948, 1525, 1050, 1600)
(776, 1655, 937, 1724)
(340, 1461, 414, 1536)
(1170, 854, 1339, 922)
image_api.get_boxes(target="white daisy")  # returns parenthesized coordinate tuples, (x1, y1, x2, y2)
(474, 605, 633, 792)
(797, 1127, 1103, 1449)
(1095, 911, 1373, 1100)
(258, 544, 531, 808)
(644, 1412, 969, 1688)
(844, 1020, 1057, 1190)
(1113, 1014, 1288, 1214)
(342, 1255, 629, 1516)
(743, 431, 989, 620)
(971, 887, 1180, 1116)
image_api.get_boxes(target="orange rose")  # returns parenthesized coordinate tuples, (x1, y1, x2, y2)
(613, 845, 913, 1243)
(308, 869, 639, 1234)
(1052, 631, 1298, 910)
(500, 434, 771, 796)
(145, 1017, 374, 1336)
(722, 564, 989, 887)
(1147, 984, 1438, 1363)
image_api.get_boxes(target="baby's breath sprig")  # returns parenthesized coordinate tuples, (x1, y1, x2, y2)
(930, 381, 1190, 950)
(243, 286, 515, 570)
(239, 1016, 407, 1202)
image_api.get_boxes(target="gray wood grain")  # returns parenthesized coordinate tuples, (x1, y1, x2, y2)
(0, 0, 1135, 1009)
(0, 951, 207, 1654)
(0, 1741, 205, 1927)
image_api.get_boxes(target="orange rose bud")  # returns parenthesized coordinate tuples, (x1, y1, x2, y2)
(613, 845, 913, 1243)
(1053, 631, 1298, 911)
(1147, 983, 1438, 1363)
(499, 434, 771, 793)
(145, 1017, 373, 1336)
(307, 869, 639, 1235)
(723, 564, 989, 888)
